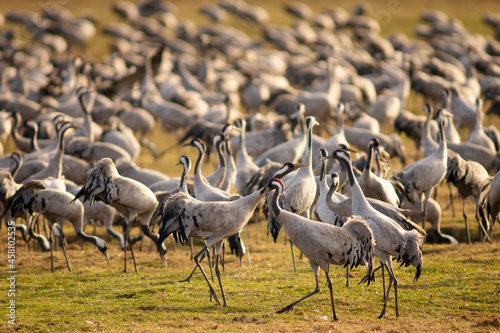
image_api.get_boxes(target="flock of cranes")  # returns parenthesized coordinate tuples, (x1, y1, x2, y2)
(1, 0, 500, 322)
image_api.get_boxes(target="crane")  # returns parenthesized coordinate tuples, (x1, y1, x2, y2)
(323, 148, 424, 318)
(6, 180, 108, 271)
(268, 177, 375, 321)
(72, 157, 164, 273)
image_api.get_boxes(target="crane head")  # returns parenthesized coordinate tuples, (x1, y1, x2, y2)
(274, 162, 308, 179)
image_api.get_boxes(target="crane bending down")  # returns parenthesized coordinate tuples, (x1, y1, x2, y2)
(5, 180, 108, 271)
(72, 157, 165, 273)
(156, 163, 305, 307)
(269, 178, 375, 321)
(323, 149, 424, 318)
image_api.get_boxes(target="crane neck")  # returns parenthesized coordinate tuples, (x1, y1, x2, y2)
(194, 145, 205, 179)
(300, 122, 315, 170)
(224, 141, 235, 168)
(270, 188, 282, 217)
(179, 162, 190, 194)
(364, 144, 374, 172)
(238, 124, 249, 158)
(10, 154, 22, 179)
(437, 120, 447, 154)
(215, 140, 226, 169)
(338, 157, 372, 215)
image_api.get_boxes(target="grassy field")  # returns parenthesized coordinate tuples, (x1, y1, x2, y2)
(1, 0, 500, 332)
(0, 215, 499, 332)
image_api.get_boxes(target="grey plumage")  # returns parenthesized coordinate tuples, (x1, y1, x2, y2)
(324, 149, 424, 318)
(269, 178, 375, 321)
(72, 157, 163, 272)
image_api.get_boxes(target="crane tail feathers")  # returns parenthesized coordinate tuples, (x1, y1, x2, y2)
(227, 232, 246, 258)
(396, 230, 424, 281)
(343, 216, 376, 286)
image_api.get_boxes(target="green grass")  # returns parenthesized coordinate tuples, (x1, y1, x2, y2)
(1, 220, 500, 332)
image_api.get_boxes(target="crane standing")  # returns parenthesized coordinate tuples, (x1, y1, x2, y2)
(72, 157, 164, 273)
(268, 178, 375, 321)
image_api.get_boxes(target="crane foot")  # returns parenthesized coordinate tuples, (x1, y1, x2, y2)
(377, 311, 387, 319)
(209, 289, 221, 305)
(276, 305, 293, 314)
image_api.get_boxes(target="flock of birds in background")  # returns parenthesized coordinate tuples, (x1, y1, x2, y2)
(1, 0, 500, 321)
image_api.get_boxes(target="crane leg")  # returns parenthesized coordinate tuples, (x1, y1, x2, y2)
(421, 190, 431, 231)
(325, 270, 338, 321)
(246, 223, 251, 266)
(128, 234, 138, 273)
(377, 264, 393, 319)
(447, 183, 455, 217)
(193, 246, 221, 305)
(475, 207, 492, 244)
(345, 266, 349, 287)
(277, 263, 320, 314)
(190, 238, 194, 260)
(59, 231, 72, 272)
(221, 242, 225, 272)
(381, 264, 386, 303)
(122, 234, 128, 273)
(49, 224, 54, 272)
(463, 199, 471, 245)
(180, 244, 213, 283)
(141, 224, 166, 268)
(290, 239, 297, 273)
(214, 250, 227, 307)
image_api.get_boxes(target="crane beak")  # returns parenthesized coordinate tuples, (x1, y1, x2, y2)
(180, 142, 192, 147)
(104, 251, 109, 263)
(442, 109, 454, 118)
(321, 155, 333, 161)
(71, 123, 85, 130)
(293, 163, 309, 169)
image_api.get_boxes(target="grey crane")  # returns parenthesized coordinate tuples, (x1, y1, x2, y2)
(183, 136, 248, 261)
(325, 172, 426, 238)
(23, 122, 78, 183)
(481, 171, 500, 237)
(115, 158, 170, 188)
(315, 149, 347, 227)
(0, 169, 30, 245)
(220, 123, 237, 193)
(100, 117, 141, 161)
(234, 118, 260, 196)
(467, 99, 496, 153)
(254, 104, 306, 167)
(323, 149, 424, 318)
(64, 137, 132, 163)
(358, 138, 400, 206)
(268, 178, 375, 321)
(22, 121, 74, 162)
(393, 114, 449, 231)
(183, 138, 238, 202)
(6, 180, 108, 271)
(318, 102, 348, 174)
(204, 134, 227, 188)
(420, 104, 439, 158)
(65, 181, 123, 249)
(446, 154, 492, 243)
(72, 157, 165, 273)
(268, 116, 319, 240)
(156, 176, 277, 307)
